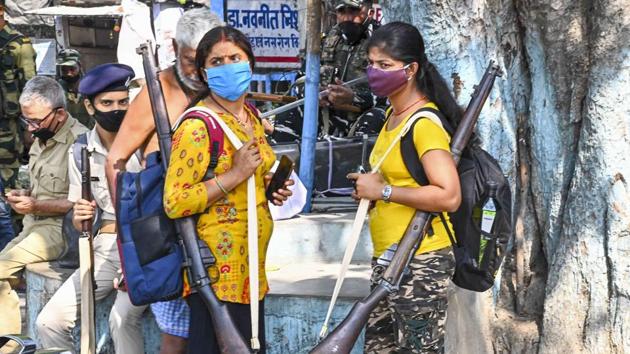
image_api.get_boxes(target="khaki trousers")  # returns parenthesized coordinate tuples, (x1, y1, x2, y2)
(36, 233, 147, 354)
(0, 217, 64, 336)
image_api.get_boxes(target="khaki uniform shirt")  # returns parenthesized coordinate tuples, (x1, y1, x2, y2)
(25, 115, 88, 228)
(67, 128, 142, 221)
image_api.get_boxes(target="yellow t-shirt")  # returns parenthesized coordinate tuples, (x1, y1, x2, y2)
(368, 102, 455, 257)
(163, 104, 276, 304)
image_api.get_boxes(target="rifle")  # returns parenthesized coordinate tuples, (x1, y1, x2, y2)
(246, 92, 297, 104)
(260, 76, 367, 119)
(136, 42, 252, 354)
(78, 146, 95, 354)
(310, 61, 503, 354)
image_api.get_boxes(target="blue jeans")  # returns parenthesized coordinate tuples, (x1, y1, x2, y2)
(0, 181, 15, 250)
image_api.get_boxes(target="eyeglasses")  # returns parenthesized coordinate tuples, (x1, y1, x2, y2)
(20, 107, 61, 129)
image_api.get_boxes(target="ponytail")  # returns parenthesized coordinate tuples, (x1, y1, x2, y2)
(417, 61, 463, 129)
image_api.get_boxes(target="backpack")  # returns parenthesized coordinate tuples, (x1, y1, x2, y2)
(116, 109, 224, 305)
(400, 107, 512, 292)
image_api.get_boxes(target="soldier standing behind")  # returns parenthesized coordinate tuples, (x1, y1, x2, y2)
(319, 0, 381, 136)
(56, 48, 93, 129)
(271, 0, 383, 142)
(0, 0, 36, 189)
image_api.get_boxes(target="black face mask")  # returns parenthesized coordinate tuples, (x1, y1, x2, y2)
(32, 128, 56, 144)
(93, 108, 126, 132)
(338, 21, 366, 45)
(61, 75, 81, 84)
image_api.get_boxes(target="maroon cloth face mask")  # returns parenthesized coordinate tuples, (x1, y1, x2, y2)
(366, 64, 410, 97)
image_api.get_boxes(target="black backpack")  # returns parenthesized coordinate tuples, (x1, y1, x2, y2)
(400, 107, 512, 292)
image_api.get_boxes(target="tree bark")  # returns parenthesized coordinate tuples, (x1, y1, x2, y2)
(381, 0, 630, 352)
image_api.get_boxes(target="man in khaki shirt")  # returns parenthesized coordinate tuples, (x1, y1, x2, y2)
(0, 76, 88, 335)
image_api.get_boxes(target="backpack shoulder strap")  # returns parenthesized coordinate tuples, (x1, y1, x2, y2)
(174, 108, 226, 180)
(400, 107, 450, 186)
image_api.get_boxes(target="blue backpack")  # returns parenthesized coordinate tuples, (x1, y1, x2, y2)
(116, 109, 225, 305)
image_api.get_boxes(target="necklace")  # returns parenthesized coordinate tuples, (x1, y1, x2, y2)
(210, 94, 250, 129)
(392, 96, 428, 117)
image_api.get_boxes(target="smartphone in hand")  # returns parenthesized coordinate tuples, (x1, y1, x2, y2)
(266, 155, 294, 201)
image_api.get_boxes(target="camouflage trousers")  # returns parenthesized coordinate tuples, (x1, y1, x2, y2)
(0, 119, 22, 189)
(365, 247, 455, 354)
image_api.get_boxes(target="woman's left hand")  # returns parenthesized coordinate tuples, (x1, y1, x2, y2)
(347, 172, 386, 201)
(264, 174, 295, 206)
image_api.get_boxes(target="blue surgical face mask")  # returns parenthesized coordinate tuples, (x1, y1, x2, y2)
(205, 61, 252, 101)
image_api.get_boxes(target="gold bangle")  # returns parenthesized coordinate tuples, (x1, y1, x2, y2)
(214, 175, 229, 195)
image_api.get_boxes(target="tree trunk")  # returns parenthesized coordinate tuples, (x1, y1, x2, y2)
(381, 0, 629, 352)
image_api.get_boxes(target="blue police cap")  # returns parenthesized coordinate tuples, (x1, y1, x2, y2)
(78, 63, 135, 97)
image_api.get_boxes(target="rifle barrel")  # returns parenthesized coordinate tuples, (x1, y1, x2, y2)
(80, 147, 92, 233)
(79, 145, 96, 354)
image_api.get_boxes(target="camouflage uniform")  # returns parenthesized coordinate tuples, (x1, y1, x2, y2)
(60, 81, 93, 129)
(320, 23, 373, 135)
(365, 247, 455, 353)
(0, 24, 35, 189)
(56, 49, 93, 129)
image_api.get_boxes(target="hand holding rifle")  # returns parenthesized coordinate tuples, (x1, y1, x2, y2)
(72, 199, 97, 231)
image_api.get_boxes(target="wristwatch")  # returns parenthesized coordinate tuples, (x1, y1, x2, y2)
(382, 185, 393, 203)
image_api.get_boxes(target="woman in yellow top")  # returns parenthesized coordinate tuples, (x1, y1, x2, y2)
(163, 26, 292, 354)
(348, 22, 462, 353)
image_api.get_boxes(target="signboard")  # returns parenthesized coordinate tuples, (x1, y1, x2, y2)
(226, 0, 301, 69)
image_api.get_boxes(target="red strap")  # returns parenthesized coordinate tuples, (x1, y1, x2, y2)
(181, 109, 225, 173)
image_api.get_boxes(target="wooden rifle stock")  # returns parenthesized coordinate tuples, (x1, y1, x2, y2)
(310, 61, 503, 354)
(246, 92, 297, 104)
(136, 43, 252, 354)
(79, 147, 95, 354)
(260, 76, 367, 119)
